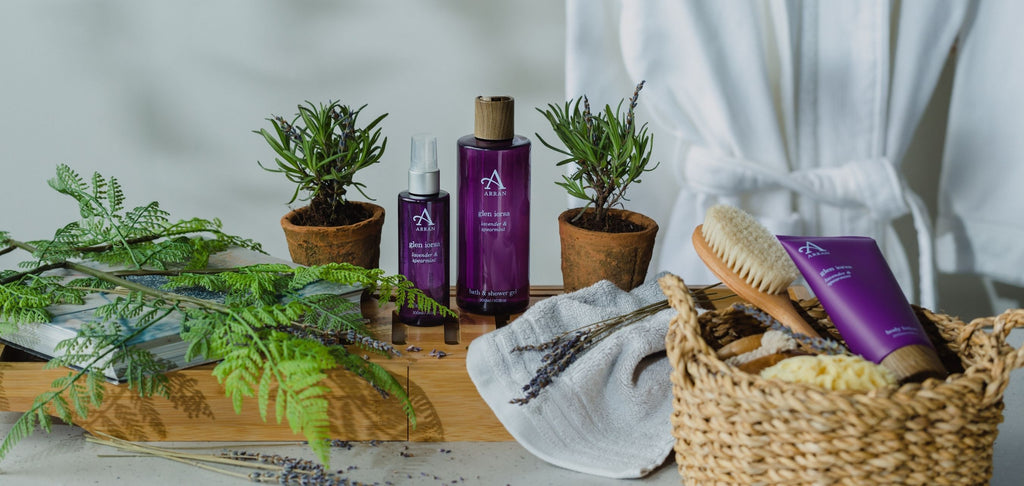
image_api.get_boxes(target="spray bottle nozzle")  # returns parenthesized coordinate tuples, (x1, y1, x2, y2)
(409, 134, 439, 196)
(410, 134, 437, 172)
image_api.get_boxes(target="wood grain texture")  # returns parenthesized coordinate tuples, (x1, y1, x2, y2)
(0, 284, 746, 443)
(0, 288, 548, 442)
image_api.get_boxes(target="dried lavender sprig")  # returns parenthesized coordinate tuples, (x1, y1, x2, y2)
(510, 300, 664, 405)
(729, 303, 849, 356)
(281, 324, 400, 357)
(223, 449, 364, 485)
(625, 80, 646, 131)
(509, 284, 735, 405)
(344, 329, 401, 357)
(510, 299, 666, 354)
(87, 433, 353, 486)
(583, 95, 596, 145)
(510, 284, 735, 405)
(428, 348, 448, 359)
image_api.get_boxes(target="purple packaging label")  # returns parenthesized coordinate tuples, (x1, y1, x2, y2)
(456, 135, 530, 314)
(398, 192, 450, 326)
(777, 235, 934, 363)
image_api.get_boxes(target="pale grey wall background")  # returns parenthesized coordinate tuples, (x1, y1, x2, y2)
(1, 1, 1020, 321)
(0, 0, 566, 287)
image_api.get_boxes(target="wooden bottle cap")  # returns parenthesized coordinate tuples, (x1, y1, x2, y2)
(474, 96, 515, 141)
(880, 344, 947, 383)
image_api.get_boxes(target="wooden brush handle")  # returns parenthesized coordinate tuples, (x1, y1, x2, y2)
(716, 333, 764, 360)
(692, 226, 822, 340)
(752, 290, 822, 339)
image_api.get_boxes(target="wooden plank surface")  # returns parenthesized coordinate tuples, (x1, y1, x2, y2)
(0, 284, 745, 443)
(0, 287, 559, 442)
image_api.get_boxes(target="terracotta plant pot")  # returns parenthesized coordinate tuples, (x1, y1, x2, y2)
(558, 208, 659, 293)
(280, 201, 385, 268)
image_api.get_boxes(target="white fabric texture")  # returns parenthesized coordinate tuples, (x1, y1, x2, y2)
(566, 0, 976, 309)
(936, 0, 1024, 288)
(465, 278, 675, 478)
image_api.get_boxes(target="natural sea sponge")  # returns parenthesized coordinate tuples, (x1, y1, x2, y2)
(760, 354, 897, 391)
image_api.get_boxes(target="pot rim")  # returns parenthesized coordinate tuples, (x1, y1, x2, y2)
(280, 201, 385, 232)
(557, 207, 658, 236)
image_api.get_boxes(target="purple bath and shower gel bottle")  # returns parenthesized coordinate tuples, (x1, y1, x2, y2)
(398, 134, 450, 326)
(456, 96, 531, 315)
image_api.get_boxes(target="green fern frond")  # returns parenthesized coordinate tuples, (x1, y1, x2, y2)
(70, 380, 92, 419)
(334, 350, 415, 429)
(109, 347, 172, 398)
(289, 263, 382, 291)
(289, 263, 455, 320)
(95, 293, 148, 321)
(129, 238, 194, 270)
(184, 237, 229, 270)
(106, 175, 125, 214)
(213, 346, 262, 414)
(222, 270, 289, 306)
(0, 278, 55, 325)
(164, 272, 229, 293)
(25, 224, 86, 264)
(120, 201, 171, 237)
(233, 307, 286, 330)
(0, 364, 105, 461)
(301, 294, 361, 332)
(1, 164, 461, 469)
(180, 313, 218, 363)
(0, 282, 52, 310)
(86, 370, 106, 408)
(50, 392, 73, 424)
(34, 166, 263, 272)
(48, 164, 89, 203)
(0, 403, 48, 460)
(28, 278, 88, 306)
(165, 266, 291, 307)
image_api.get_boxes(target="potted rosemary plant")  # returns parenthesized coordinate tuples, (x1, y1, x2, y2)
(257, 100, 387, 267)
(536, 81, 660, 292)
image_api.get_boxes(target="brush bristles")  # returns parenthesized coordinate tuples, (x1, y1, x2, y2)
(701, 205, 799, 294)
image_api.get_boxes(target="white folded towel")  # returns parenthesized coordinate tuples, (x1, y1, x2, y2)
(466, 277, 676, 478)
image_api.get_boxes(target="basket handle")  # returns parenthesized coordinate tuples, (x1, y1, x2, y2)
(962, 308, 1024, 407)
(659, 274, 715, 366)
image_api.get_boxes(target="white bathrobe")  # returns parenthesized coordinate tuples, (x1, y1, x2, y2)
(936, 0, 1024, 290)
(566, 0, 1022, 309)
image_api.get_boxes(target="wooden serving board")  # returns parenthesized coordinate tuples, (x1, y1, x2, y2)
(0, 285, 741, 443)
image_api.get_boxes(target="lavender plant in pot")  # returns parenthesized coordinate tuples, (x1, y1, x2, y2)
(536, 81, 660, 292)
(257, 100, 387, 267)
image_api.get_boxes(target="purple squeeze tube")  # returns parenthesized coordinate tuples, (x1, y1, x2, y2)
(456, 96, 531, 315)
(777, 236, 946, 382)
(397, 134, 450, 326)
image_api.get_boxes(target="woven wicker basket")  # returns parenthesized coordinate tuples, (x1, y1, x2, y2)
(659, 273, 1024, 485)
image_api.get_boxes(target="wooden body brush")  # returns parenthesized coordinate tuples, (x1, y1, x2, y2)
(693, 205, 822, 340)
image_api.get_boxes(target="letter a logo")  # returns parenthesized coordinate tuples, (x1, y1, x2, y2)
(798, 241, 827, 257)
(480, 169, 506, 190)
(412, 208, 434, 226)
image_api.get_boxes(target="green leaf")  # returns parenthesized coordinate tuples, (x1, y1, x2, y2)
(535, 82, 658, 225)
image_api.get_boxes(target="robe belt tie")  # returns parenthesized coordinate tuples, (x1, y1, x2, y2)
(679, 145, 937, 308)
(681, 145, 908, 219)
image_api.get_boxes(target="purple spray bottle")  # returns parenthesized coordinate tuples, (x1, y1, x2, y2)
(456, 96, 531, 315)
(398, 134, 450, 326)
